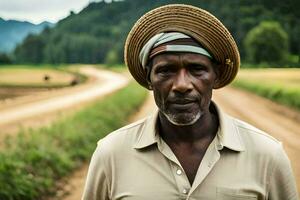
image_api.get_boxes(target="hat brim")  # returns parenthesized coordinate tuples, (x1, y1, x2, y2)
(124, 4, 240, 89)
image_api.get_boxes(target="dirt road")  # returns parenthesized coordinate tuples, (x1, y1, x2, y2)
(59, 87, 300, 199)
(0, 67, 128, 139)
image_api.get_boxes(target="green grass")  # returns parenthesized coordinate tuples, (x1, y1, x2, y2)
(233, 68, 300, 110)
(0, 82, 147, 200)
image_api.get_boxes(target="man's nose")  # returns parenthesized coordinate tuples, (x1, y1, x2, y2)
(172, 69, 193, 93)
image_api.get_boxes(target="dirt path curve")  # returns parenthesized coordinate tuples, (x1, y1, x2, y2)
(0, 67, 129, 139)
(60, 86, 300, 200)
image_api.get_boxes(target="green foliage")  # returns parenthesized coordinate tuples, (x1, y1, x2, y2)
(0, 82, 147, 200)
(233, 79, 300, 110)
(244, 21, 289, 65)
(105, 49, 119, 66)
(287, 54, 300, 67)
(13, 0, 300, 66)
(0, 53, 12, 64)
(14, 34, 46, 64)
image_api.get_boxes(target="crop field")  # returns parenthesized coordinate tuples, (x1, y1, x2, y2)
(233, 68, 300, 110)
(0, 65, 86, 100)
(0, 66, 76, 87)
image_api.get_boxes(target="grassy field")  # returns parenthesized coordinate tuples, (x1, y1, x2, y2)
(0, 65, 87, 100)
(233, 68, 300, 110)
(0, 65, 84, 88)
(0, 82, 147, 200)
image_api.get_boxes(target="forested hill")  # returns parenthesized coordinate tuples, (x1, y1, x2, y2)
(14, 0, 299, 65)
(0, 18, 53, 53)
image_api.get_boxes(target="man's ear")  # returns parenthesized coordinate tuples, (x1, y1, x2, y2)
(145, 65, 153, 90)
(212, 62, 221, 89)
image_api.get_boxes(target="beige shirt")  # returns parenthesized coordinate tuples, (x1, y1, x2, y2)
(82, 104, 298, 200)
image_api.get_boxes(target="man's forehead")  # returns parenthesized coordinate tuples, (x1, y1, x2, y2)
(152, 52, 213, 66)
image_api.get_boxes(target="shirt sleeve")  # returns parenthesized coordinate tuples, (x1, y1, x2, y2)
(267, 144, 299, 200)
(81, 144, 110, 200)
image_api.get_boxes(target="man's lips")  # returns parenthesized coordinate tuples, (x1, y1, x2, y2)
(167, 99, 198, 109)
(168, 98, 197, 104)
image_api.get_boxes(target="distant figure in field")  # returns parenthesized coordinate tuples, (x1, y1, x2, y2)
(70, 76, 80, 86)
(43, 74, 51, 82)
(82, 4, 299, 200)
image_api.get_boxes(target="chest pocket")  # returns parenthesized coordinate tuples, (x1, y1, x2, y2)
(217, 188, 258, 200)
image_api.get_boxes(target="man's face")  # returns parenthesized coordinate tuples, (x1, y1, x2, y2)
(149, 53, 218, 126)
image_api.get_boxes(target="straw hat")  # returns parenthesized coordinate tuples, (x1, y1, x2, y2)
(124, 4, 240, 89)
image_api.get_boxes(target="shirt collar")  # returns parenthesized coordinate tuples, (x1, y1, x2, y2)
(133, 102, 245, 152)
(212, 102, 245, 152)
(133, 110, 159, 149)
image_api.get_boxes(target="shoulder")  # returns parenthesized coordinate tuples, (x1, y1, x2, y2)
(92, 116, 151, 160)
(233, 117, 281, 148)
(231, 117, 297, 198)
(232, 117, 286, 160)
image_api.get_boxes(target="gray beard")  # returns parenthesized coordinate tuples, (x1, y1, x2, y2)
(162, 110, 202, 126)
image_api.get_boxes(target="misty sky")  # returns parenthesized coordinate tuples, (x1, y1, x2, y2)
(0, 0, 112, 24)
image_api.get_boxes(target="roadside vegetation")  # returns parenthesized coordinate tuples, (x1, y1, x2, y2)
(233, 68, 300, 110)
(0, 82, 147, 200)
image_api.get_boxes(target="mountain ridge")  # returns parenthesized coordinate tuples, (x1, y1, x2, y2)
(0, 18, 54, 53)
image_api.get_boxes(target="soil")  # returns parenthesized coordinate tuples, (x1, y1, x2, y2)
(0, 88, 51, 100)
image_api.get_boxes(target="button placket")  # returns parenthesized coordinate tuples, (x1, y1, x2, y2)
(170, 161, 191, 197)
(189, 139, 221, 195)
(159, 138, 191, 197)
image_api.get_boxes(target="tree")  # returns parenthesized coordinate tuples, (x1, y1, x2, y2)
(0, 53, 12, 64)
(105, 49, 119, 66)
(13, 0, 299, 65)
(14, 34, 45, 63)
(244, 21, 289, 65)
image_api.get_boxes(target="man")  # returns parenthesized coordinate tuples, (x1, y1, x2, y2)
(82, 4, 298, 200)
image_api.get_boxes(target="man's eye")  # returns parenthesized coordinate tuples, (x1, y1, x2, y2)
(156, 67, 173, 75)
(190, 65, 207, 73)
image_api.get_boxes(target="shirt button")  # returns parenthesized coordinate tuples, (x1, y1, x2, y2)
(182, 189, 188, 194)
(176, 169, 182, 175)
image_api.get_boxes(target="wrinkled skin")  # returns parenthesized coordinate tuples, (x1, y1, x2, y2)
(148, 52, 218, 126)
